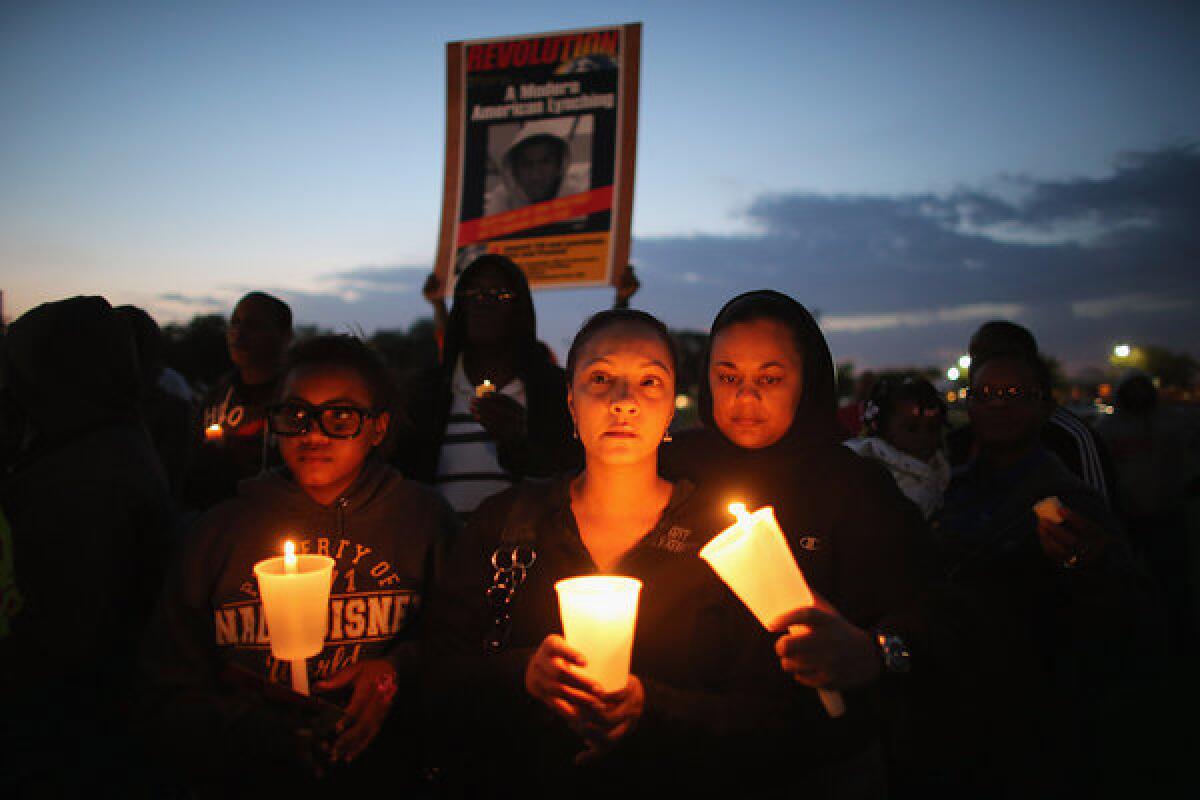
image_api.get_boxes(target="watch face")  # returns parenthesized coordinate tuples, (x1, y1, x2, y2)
(877, 633, 912, 674)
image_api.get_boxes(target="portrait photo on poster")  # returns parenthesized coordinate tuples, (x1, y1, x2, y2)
(439, 23, 640, 291)
(483, 115, 594, 217)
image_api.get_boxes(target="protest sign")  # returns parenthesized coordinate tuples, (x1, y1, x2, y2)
(436, 23, 640, 293)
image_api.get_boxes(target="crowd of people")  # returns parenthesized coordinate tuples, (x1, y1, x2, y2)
(0, 256, 1195, 798)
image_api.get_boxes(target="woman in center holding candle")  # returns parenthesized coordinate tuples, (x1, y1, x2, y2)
(141, 335, 458, 797)
(662, 290, 933, 795)
(425, 309, 797, 796)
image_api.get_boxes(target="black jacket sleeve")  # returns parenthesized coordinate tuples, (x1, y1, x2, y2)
(138, 511, 304, 780)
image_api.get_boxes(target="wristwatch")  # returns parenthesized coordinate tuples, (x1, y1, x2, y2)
(875, 631, 912, 675)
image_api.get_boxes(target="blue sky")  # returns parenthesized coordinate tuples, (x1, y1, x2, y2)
(2, 1, 1198, 371)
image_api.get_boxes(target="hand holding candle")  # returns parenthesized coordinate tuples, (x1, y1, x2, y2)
(555, 576, 642, 693)
(699, 504, 845, 717)
(254, 540, 336, 696)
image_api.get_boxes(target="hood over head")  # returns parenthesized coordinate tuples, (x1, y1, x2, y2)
(698, 290, 838, 450)
(444, 254, 542, 375)
(2, 296, 141, 447)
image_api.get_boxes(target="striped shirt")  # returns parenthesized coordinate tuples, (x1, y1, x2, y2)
(434, 358, 527, 516)
(1049, 406, 1109, 505)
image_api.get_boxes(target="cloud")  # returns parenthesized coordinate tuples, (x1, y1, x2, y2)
(158, 291, 225, 307)
(319, 264, 426, 294)
(823, 303, 1026, 333)
(150, 145, 1197, 372)
(629, 143, 1200, 369)
(1070, 292, 1197, 320)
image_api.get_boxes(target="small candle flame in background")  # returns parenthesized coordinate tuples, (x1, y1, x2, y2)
(284, 540, 297, 574)
(728, 502, 750, 524)
(205, 423, 222, 440)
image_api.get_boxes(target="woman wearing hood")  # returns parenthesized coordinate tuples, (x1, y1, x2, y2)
(0, 296, 174, 795)
(662, 290, 934, 794)
(393, 254, 579, 518)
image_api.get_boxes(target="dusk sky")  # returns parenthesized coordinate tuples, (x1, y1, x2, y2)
(3, 1, 1198, 372)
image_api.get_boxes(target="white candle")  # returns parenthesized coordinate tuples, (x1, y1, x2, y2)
(700, 503, 845, 718)
(254, 541, 335, 696)
(555, 576, 642, 693)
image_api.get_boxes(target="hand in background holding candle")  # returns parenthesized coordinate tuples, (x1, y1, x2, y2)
(470, 392, 527, 446)
(772, 596, 881, 690)
(1033, 502, 1111, 568)
(314, 658, 399, 763)
(525, 634, 645, 761)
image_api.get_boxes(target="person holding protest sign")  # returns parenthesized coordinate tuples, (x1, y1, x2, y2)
(395, 255, 578, 518)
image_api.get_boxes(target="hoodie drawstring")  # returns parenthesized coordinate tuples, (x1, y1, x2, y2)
(335, 496, 349, 538)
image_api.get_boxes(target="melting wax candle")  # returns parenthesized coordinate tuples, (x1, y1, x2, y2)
(555, 576, 642, 693)
(253, 541, 335, 695)
(699, 503, 845, 717)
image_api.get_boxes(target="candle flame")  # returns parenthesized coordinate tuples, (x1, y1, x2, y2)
(284, 540, 297, 573)
(728, 502, 750, 525)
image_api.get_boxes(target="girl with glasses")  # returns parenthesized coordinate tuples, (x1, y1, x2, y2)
(142, 335, 458, 797)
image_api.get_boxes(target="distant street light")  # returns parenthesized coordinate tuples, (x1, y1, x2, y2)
(1113, 344, 1131, 359)
(958, 355, 971, 370)
(946, 366, 960, 381)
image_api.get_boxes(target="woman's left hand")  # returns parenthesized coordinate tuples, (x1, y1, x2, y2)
(315, 658, 399, 763)
(471, 393, 528, 446)
(772, 606, 881, 689)
(1036, 505, 1111, 568)
(573, 676, 645, 765)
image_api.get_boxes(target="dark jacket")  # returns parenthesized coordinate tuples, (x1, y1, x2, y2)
(392, 254, 579, 488)
(392, 357, 578, 484)
(0, 296, 174, 793)
(662, 292, 941, 795)
(925, 447, 1149, 794)
(947, 405, 1118, 508)
(666, 290, 935, 685)
(182, 371, 282, 512)
(424, 477, 822, 797)
(141, 461, 458, 794)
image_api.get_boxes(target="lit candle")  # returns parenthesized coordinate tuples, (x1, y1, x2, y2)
(475, 379, 496, 398)
(699, 503, 845, 717)
(205, 423, 223, 441)
(253, 540, 335, 696)
(1033, 496, 1066, 524)
(555, 576, 642, 693)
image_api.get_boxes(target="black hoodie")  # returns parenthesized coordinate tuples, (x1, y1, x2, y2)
(662, 291, 937, 762)
(0, 296, 174, 793)
(392, 254, 579, 487)
(141, 461, 457, 790)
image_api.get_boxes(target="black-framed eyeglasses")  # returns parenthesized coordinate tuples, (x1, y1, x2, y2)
(459, 287, 516, 305)
(267, 401, 379, 439)
(966, 384, 1044, 404)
